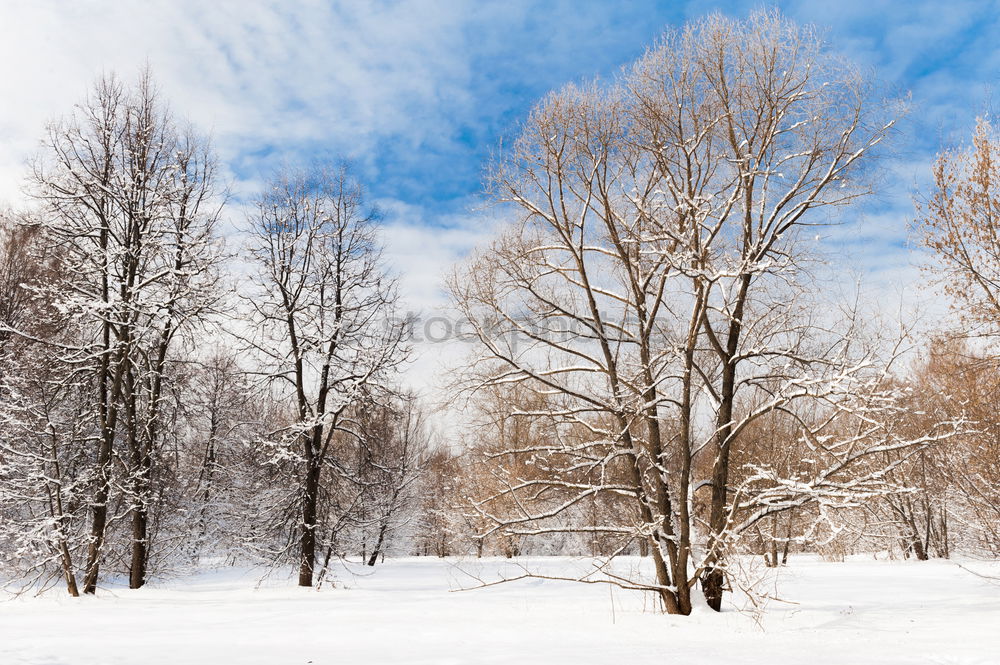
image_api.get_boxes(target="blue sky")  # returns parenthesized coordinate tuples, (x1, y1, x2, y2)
(1, 0, 998, 315)
(205, 0, 1000, 222)
(368, 0, 999, 219)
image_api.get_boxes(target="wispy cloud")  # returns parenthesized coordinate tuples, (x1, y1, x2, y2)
(0, 0, 995, 389)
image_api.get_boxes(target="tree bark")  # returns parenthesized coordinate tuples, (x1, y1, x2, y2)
(298, 456, 321, 587)
(129, 502, 149, 588)
(82, 428, 114, 595)
(366, 522, 388, 566)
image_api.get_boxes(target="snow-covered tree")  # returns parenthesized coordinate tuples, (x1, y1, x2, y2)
(243, 165, 407, 586)
(355, 392, 428, 566)
(450, 10, 955, 614)
(4, 69, 224, 593)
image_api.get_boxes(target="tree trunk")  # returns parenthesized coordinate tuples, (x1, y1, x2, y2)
(781, 513, 793, 565)
(62, 563, 79, 596)
(298, 459, 321, 587)
(702, 567, 725, 611)
(195, 435, 217, 559)
(129, 502, 149, 589)
(57, 538, 79, 597)
(366, 522, 388, 566)
(315, 540, 335, 589)
(47, 436, 80, 597)
(129, 327, 170, 588)
(84, 324, 129, 595)
(939, 509, 950, 559)
(701, 247, 752, 612)
(82, 431, 114, 594)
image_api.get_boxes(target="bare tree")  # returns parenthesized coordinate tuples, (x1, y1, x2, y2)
(913, 116, 1000, 557)
(355, 392, 428, 566)
(878, 340, 1000, 557)
(917, 118, 1000, 335)
(450, 11, 951, 614)
(16, 69, 223, 591)
(0, 219, 88, 595)
(243, 166, 406, 586)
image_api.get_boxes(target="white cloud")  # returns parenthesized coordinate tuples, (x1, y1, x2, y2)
(0, 0, 477, 202)
(0, 0, 986, 408)
(376, 198, 501, 401)
(0, 0, 494, 407)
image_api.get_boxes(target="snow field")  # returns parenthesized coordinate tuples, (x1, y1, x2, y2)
(1, 556, 998, 665)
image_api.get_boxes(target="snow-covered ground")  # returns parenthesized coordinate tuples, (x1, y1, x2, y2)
(1, 556, 998, 664)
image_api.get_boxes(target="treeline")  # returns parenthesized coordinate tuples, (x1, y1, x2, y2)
(417, 341, 1000, 565)
(0, 71, 433, 594)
